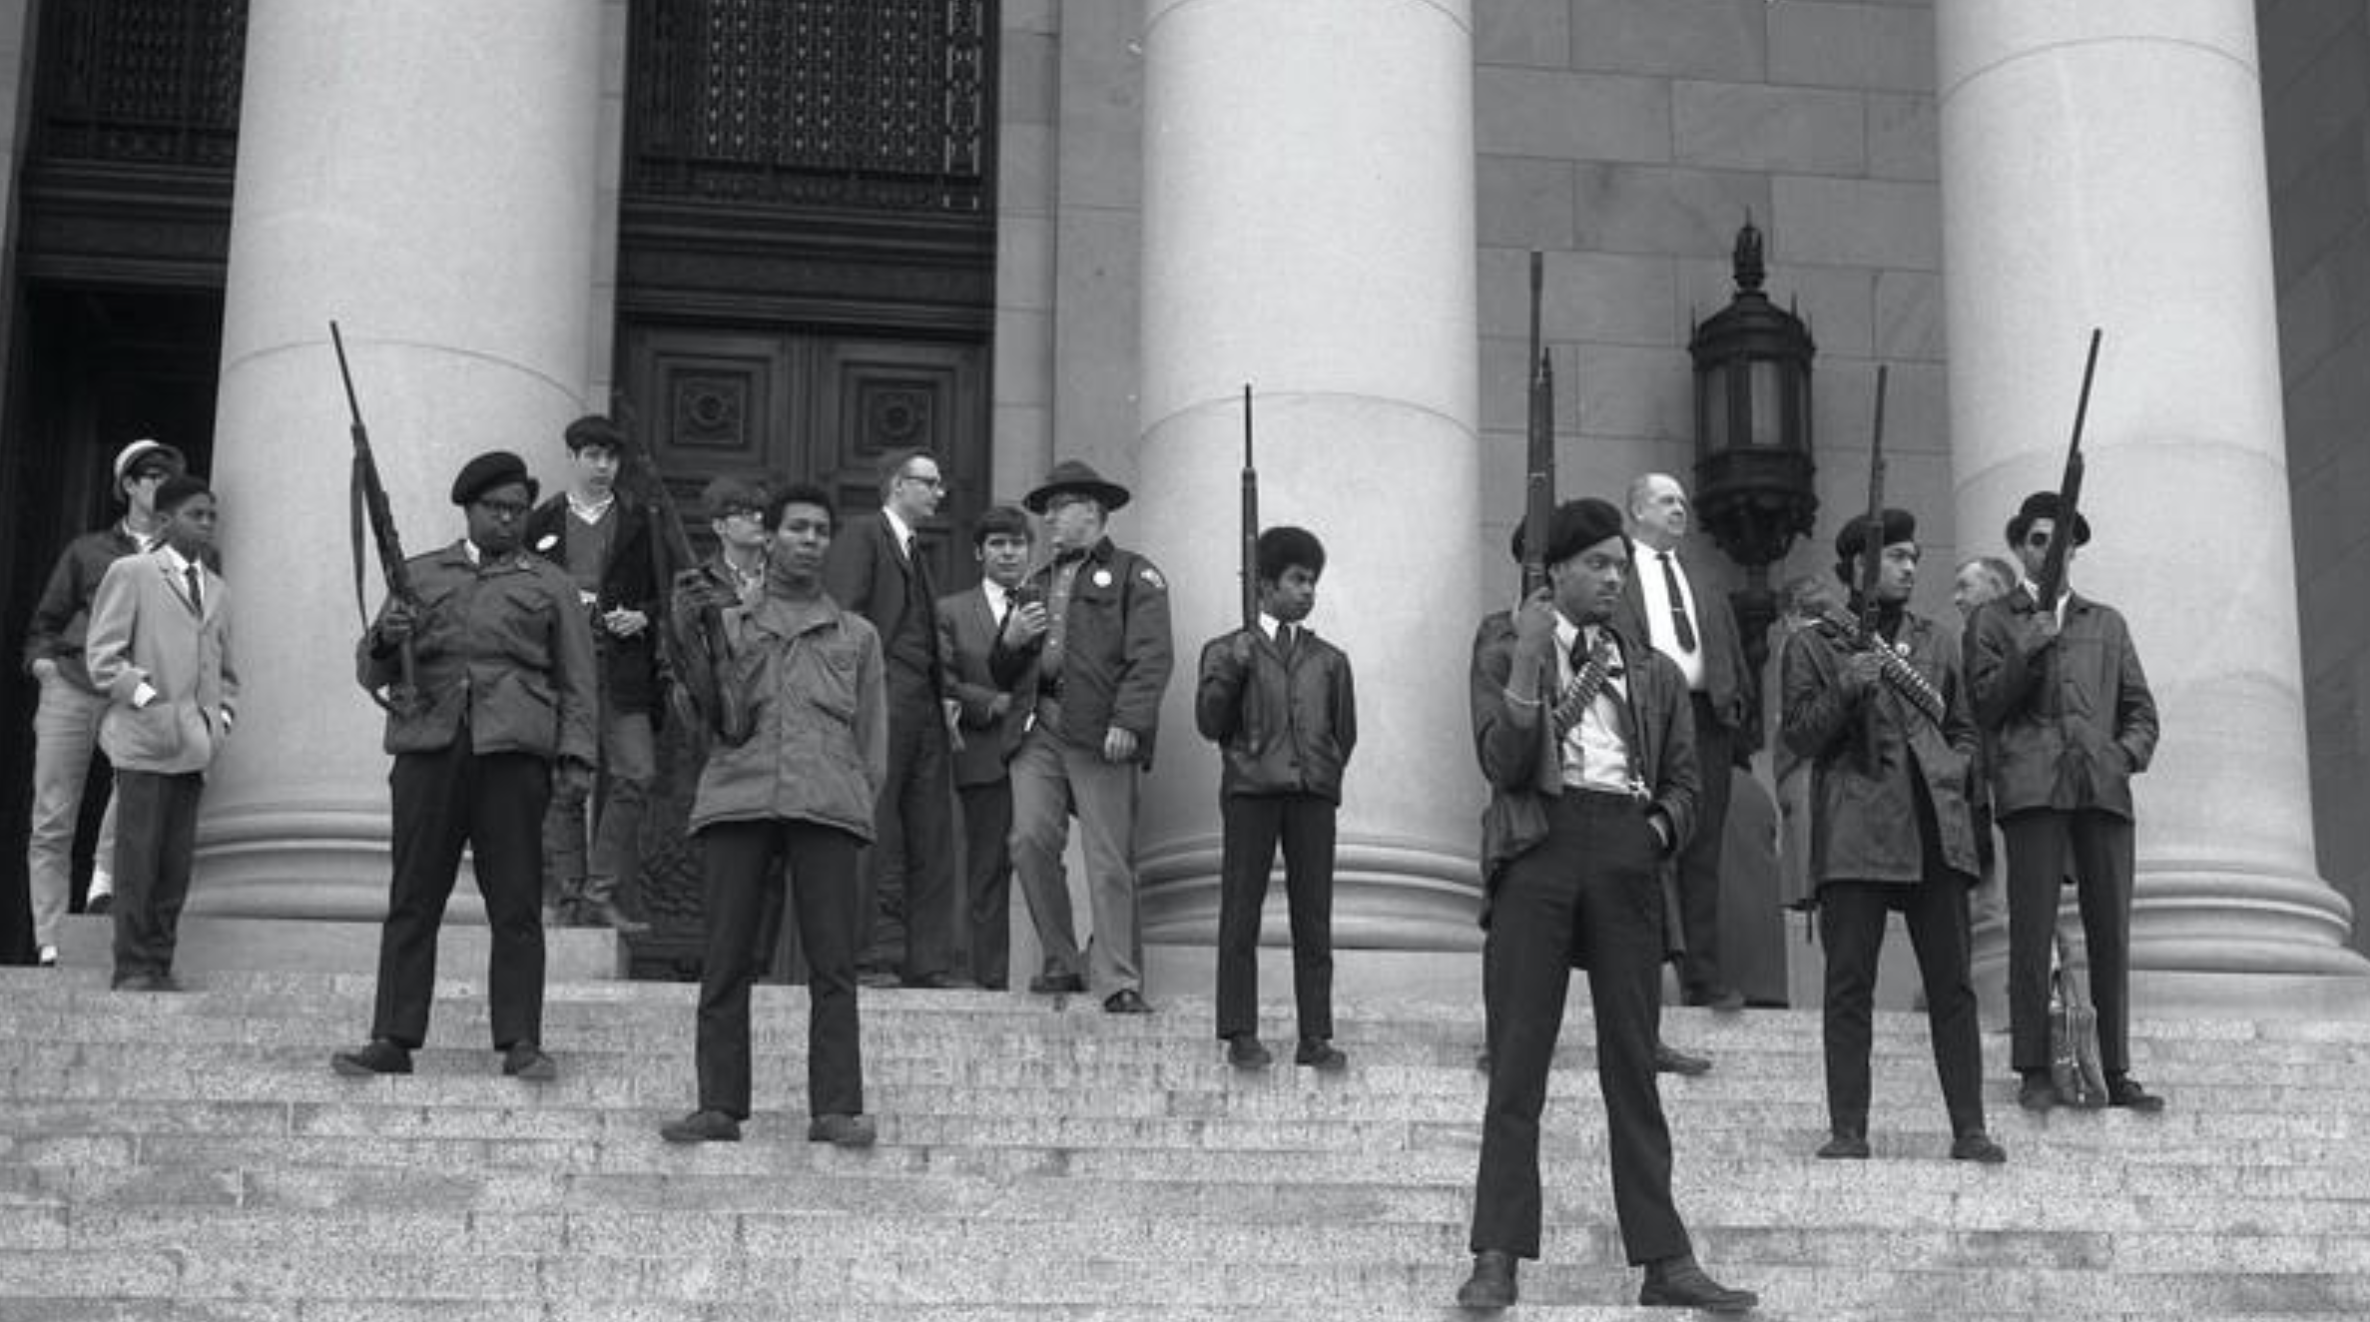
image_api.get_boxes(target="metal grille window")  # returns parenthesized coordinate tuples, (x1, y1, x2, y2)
(629, 0, 991, 214)
(33, 0, 247, 170)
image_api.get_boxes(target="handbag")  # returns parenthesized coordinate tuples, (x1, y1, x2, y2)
(2048, 927, 2110, 1109)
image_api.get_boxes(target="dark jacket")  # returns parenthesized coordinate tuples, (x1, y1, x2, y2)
(938, 583, 1028, 788)
(1470, 611, 1698, 932)
(989, 536, 1173, 765)
(1781, 606, 1980, 888)
(688, 593, 887, 840)
(357, 540, 599, 765)
(1965, 587, 2158, 820)
(23, 523, 150, 692)
(822, 509, 944, 699)
(522, 494, 661, 716)
(1612, 543, 1759, 749)
(1194, 623, 1357, 802)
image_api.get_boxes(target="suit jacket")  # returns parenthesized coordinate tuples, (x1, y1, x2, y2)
(822, 509, 943, 699)
(937, 583, 1028, 788)
(522, 494, 662, 716)
(85, 550, 238, 775)
(1613, 543, 1758, 748)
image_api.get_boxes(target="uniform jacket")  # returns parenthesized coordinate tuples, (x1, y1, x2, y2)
(1780, 605, 1980, 888)
(823, 509, 944, 697)
(1965, 586, 2159, 820)
(1612, 544, 1759, 748)
(84, 550, 237, 775)
(1470, 611, 1699, 934)
(356, 540, 598, 765)
(522, 494, 661, 716)
(23, 523, 151, 692)
(937, 583, 1028, 788)
(689, 593, 888, 840)
(989, 536, 1174, 765)
(1193, 623, 1357, 802)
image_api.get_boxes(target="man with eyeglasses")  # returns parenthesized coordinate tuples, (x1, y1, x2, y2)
(1965, 491, 2164, 1115)
(20, 438, 188, 966)
(822, 448, 965, 988)
(332, 449, 597, 1084)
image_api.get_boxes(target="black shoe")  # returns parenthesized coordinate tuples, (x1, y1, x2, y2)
(808, 1113, 877, 1147)
(1686, 985, 1747, 1012)
(1952, 1131, 2008, 1164)
(1639, 1254, 1757, 1312)
(1027, 971, 1086, 994)
(2017, 1074, 2059, 1112)
(660, 1109, 742, 1144)
(332, 1039, 413, 1077)
(582, 901, 650, 935)
(1455, 1250, 1518, 1310)
(902, 971, 977, 990)
(1654, 1042, 1712, 1076)
(111, 971, 173, 993)
(501, 1043, 558, 1082)
(1295, 1037, 1348, 1072)
(85, 893, 113, 917)
(1102, 988, 1153, 1015)
(2107, 1076, 2166, 1113)
(1226, 1034, 1273, 1069)
(1817, 1131, 1871, 1160)
(855, 967, 900, 990)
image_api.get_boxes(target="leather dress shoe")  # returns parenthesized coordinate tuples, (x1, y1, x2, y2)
(1226, 1034, 1273, 1069)
(1654, 1042, 1712, 1076)
(2107, 1076, 2166, 1113)
(1638, 1254, 1757, 1312)
(855, 967, 901, 990)
(1295, 1037, 1348, 1072)
(502, 1043, 559, 1082)
(111, 971, 176, 993)
(902, 971, 977, 990)
(1102, 988, 1153, 1015)
(331, 1039, 414, 1077)
(581, 901, 649, 935)
(85, 892, 113, 917)
(1817, 1131, 1871, 1159)
(1454, 1249, 1518, 1310)
(1686, 985, 1747, 1012)
(2017, 1074, 2059, 1112)
(660, 1109, 742, 1143)
(808, 1113, 877, 1148)
(1027, 971, 1086, 994)
(1951, 1131, 2008, 1164)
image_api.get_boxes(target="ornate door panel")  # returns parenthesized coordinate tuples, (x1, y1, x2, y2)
(813, 338, 986, 588)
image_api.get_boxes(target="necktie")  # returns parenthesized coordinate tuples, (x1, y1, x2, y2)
(1659, 552, 1698, 652)
(907, 535, 935, 605)
(184, 565, 204, 616)
(1276, 623, 1297, 664)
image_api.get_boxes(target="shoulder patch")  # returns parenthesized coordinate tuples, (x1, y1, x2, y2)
(1137, 565, 1166, 591)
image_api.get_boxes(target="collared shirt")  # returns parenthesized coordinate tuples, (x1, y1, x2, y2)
(1259, 611, 1295, 648)
(2018, 576, 2071, 626)
(1554, 614, 1635, 793)
(982, 580, 1016, 620)
(160, 544, 204, 612)
(882, 506, 918, 559)
(1040, 552, 1087, 682)
(1631, 543, 1707, 690)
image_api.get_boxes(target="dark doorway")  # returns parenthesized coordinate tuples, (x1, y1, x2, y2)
(0, 285, 223, 962)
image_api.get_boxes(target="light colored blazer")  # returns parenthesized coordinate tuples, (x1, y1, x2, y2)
(85, 549, 237, 775)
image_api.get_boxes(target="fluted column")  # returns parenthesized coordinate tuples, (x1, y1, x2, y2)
(1937, 0, 2368, 1004)
(1133, 0, 1484, 949)
(196, 0, 606, 917)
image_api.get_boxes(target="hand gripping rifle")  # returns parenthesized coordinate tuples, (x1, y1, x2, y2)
(1240, 383, 1259, 632)
(1816, 363, 1945, 739)
(613, 407, 752, 748)
(2032, 329, 2101, 616)
(1520, 251, 1555, 599)
(330, 322, 420, 714)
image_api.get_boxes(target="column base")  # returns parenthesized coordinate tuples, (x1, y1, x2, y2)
(51, 915, 626, 983)
(1137, 833, 1483, 952)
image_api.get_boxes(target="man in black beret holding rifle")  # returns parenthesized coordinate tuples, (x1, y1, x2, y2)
(1455, 497, 1754, 1314)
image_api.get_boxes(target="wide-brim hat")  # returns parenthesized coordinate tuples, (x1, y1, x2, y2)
(2007, 491, 2090, 547)
(1024, 459, 1130, 514)
(451, 449, 539, 506)
(113, 438, 186, 484)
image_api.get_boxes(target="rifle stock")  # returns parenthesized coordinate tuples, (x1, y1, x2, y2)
(1521, 251, 1554, 598)
(330, 321, 419, 710)
(2033, 329, 2101, 613)
(1241, 384, 1258, 632)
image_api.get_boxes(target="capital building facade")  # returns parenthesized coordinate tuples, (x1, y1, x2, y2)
(0, 0, 2363, 1011)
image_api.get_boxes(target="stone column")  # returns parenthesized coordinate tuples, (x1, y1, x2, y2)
(1937, 0, 2369, 1011)
(1133, 0, 1485, 955)
(196, 0, 606, 918)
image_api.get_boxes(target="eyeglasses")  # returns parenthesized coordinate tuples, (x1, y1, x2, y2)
(474, 499, 532, 521)
(900, 473, 947, 491)
(716, 507, 764, 523)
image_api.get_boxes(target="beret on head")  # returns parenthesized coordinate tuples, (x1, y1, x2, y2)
(153, 474, 212, 514)
(451, 450, 538, 506)
(1834, 507, 1918, 562)
(563, 415, 626, 454)
(971, 503, 1033, 546)
(1510, 498, 1629, 566)
(2006, 491, 2090, 548)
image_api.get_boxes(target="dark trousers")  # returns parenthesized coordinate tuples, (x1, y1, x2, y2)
(859, 680, 958, 980)
(2003, 808, 2135, 1075)
(1677, 693, 1734, 998)
(370, 746, 550, 1051)
(1214, 791, 1337, 1042)
(958, 780, 1013, 990)
(1473, 793, 1689, 1266)
(1817, 789, 1986, 1139)
(695, 819, 864, 1120)
(110, 769, 203, 983)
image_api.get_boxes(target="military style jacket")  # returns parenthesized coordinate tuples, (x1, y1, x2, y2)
(688, 593, 887, 841)
(989, 536, 1173, 765)
(1964, 587, 2158, 820)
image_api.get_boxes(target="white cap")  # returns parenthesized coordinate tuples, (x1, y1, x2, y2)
(112, 438, 186, 486)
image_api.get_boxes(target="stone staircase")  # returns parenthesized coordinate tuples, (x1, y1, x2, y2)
(4, 960, 2370, 1321)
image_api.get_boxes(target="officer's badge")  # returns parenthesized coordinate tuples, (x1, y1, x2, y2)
(1093, 569, 1113, 588)
(1138, 566, 1166, 590)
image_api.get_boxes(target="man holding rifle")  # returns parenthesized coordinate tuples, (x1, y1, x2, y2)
(1966, 491, 2163, 1114)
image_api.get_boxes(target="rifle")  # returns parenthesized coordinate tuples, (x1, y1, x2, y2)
(612, 408, 752, 748)
(1520, 251, 1555, 598)
(330, 321, 419, 712)
(2032, 329, 2101, 615)
(1815, 362, 1946, 738)
(1240, 383, 1259, 632)
(1857, 364, 1889, 638)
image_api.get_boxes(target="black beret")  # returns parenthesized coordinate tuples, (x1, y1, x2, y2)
(1255, 525, 1326, 581)
(1834, 507, 1918, 562)
(563, 415, 626, 454)
(2006, 491, 2090, 547)
(971, 503, 1034, 546)
(1510, 498, 1629, 566)
(450, 450, 538, 506)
